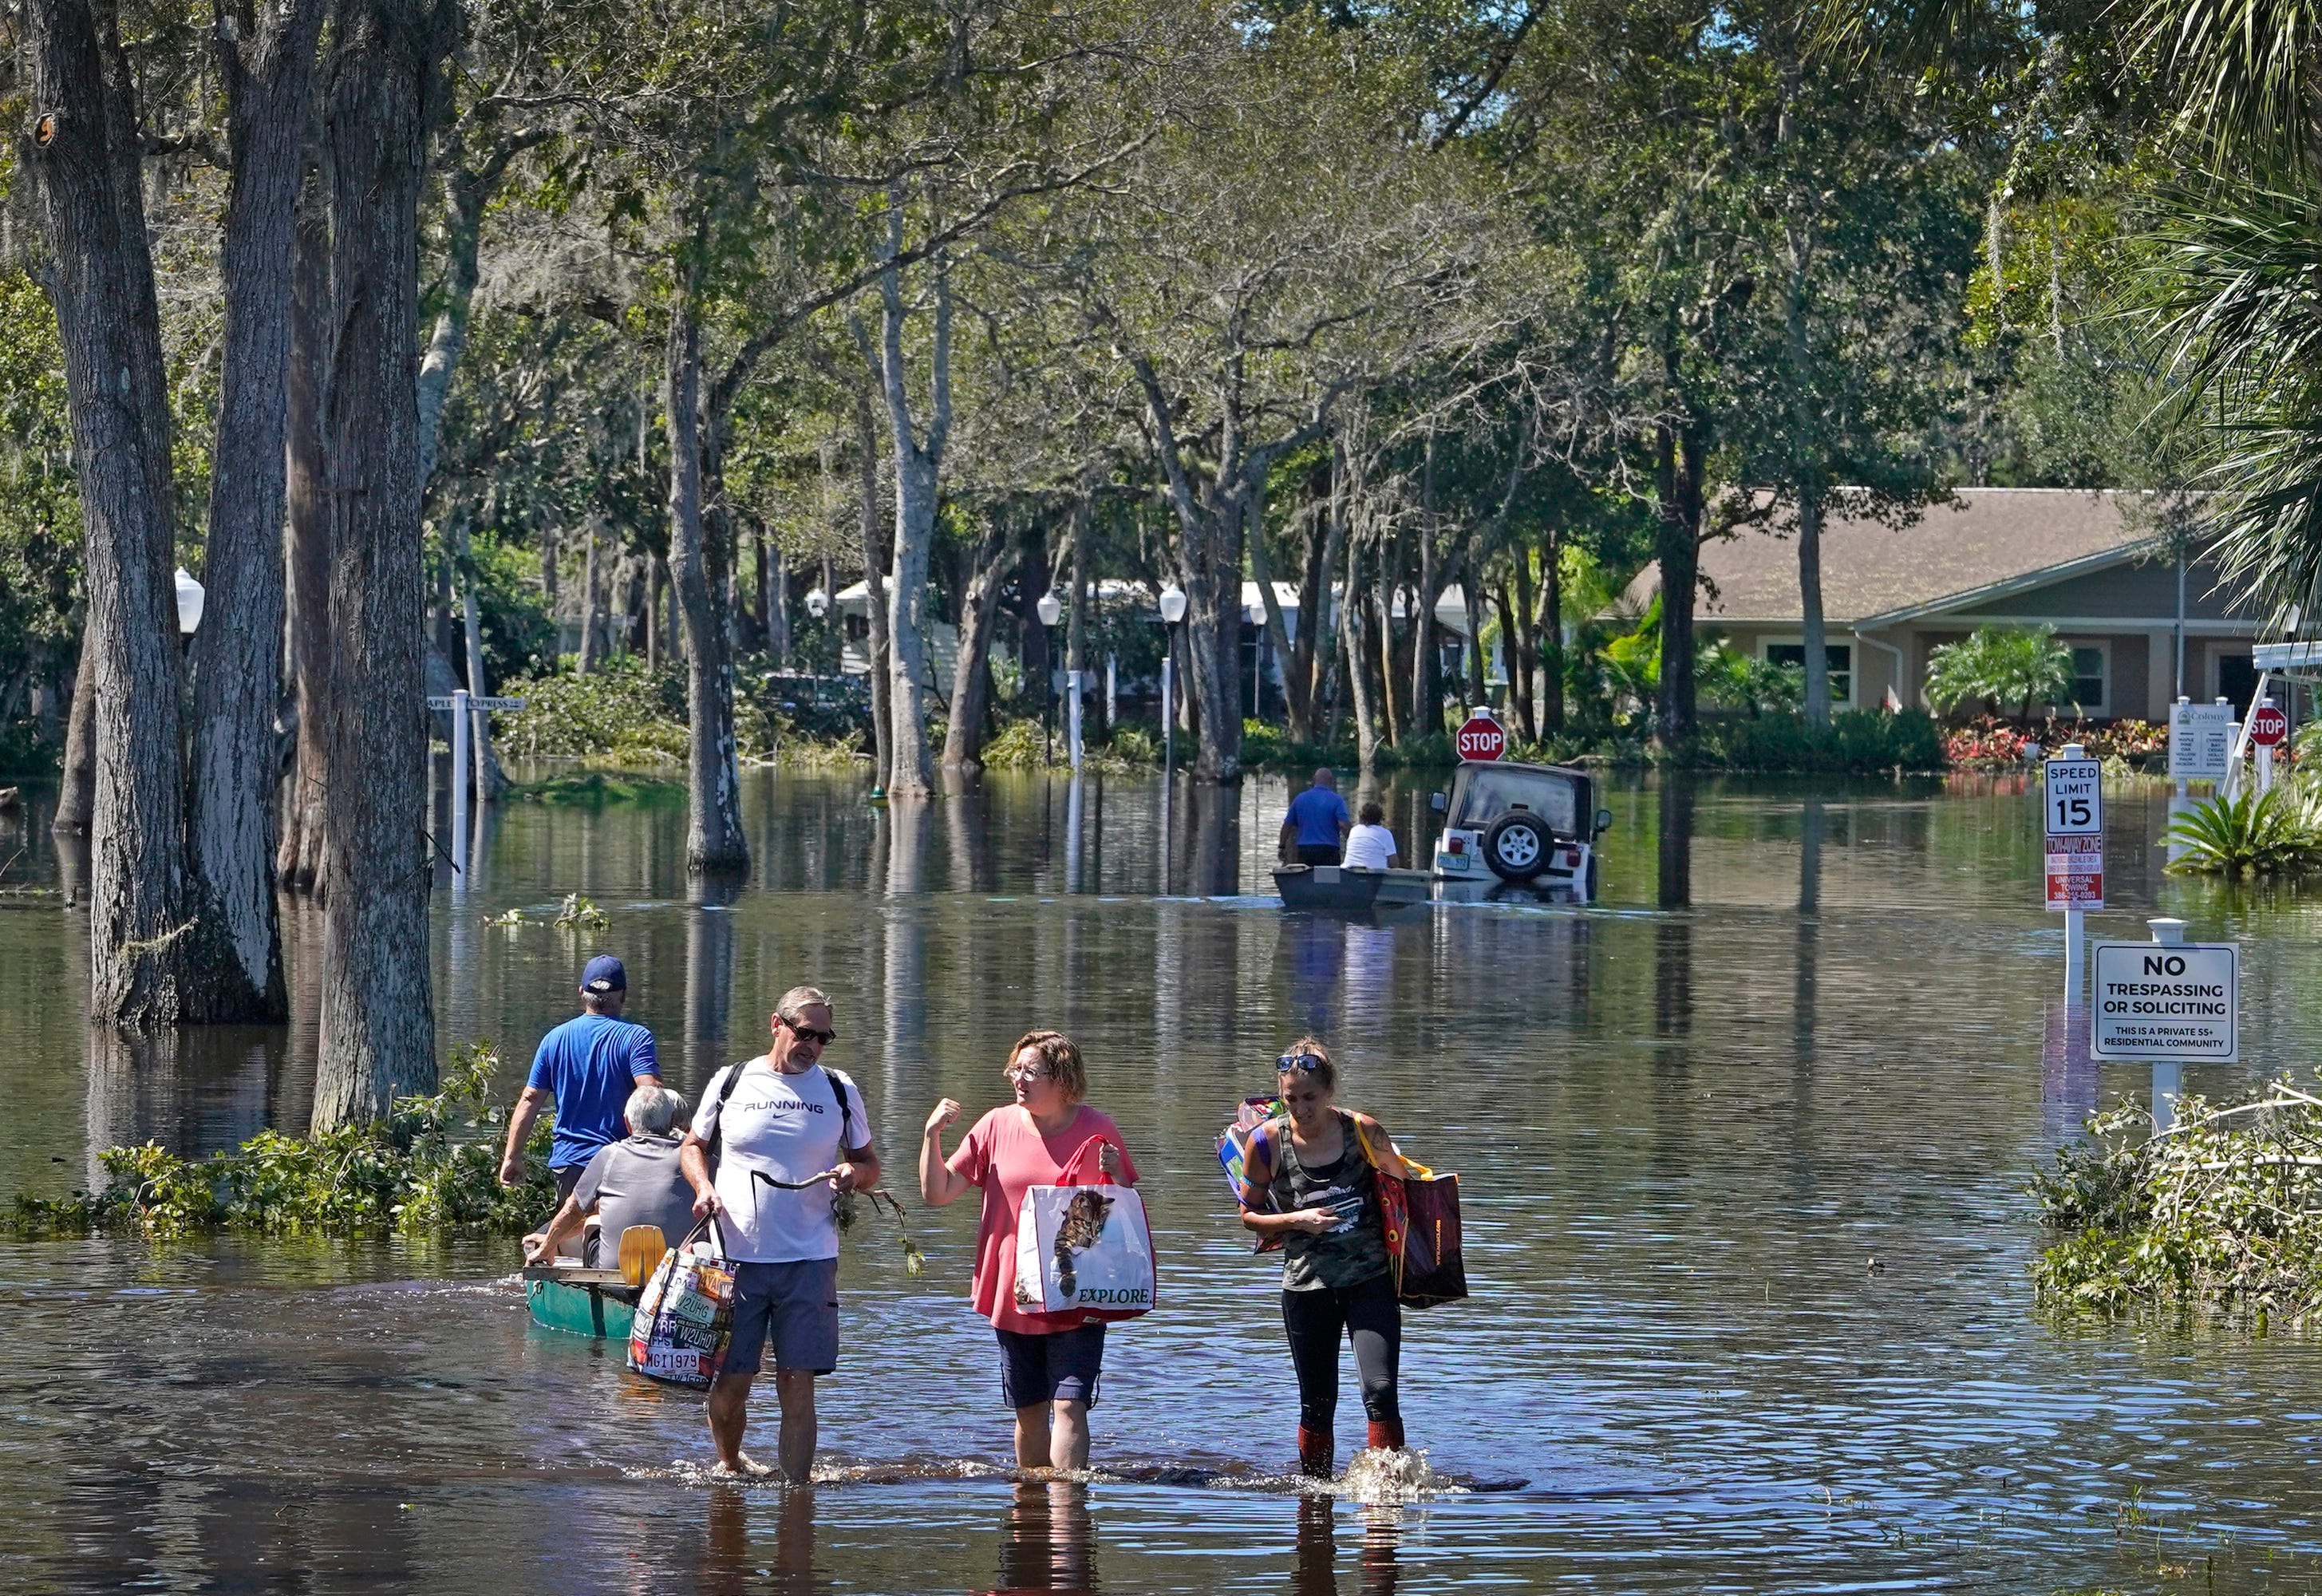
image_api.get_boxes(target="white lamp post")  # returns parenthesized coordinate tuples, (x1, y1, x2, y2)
(1157, 585, 1187, 778)
(1036, 591, 1063, 767)
(174, 567, 205, 638)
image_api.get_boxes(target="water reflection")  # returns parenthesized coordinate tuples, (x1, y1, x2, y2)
(702, 1483, 821, 1596)
(1656, 773, 1693, 910)
(685, 877, 739, 1077)
(1290, 1497, 1401, 1596)
(993, 1479, 1097, 1594)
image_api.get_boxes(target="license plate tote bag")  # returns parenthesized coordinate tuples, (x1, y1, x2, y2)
(1012, 1137, 1156, 1320)
(628, 1217, 736, 1386)
(1350, 1118, 1468, 1309)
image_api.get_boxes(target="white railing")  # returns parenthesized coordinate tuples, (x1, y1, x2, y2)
(2220, 670, 2269, 800)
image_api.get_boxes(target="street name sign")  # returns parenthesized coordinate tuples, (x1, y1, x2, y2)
(2044, 756, 2102, 835)
(2170, 700, 2235, 781)
(426, 695, 527, 712)
(2091, 941, 2239, 1061)
(1455, 715, 1505, 762)
(2045, 834, 2103, 910)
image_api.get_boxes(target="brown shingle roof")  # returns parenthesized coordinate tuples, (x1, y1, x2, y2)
(1634, 488, 2159, 624)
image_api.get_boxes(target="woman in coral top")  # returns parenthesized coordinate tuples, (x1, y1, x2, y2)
(919, 1029, 1138, 1471)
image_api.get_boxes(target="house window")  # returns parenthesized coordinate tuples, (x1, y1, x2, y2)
(1763, 641, 1853, 706)
(2066, 644, 2108, 715)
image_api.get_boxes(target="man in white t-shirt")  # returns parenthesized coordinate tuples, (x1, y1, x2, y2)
(1342, 799, 1400, 871)
(681, 984, 880, 1480)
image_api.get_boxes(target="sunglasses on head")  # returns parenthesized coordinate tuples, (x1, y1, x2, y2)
(1277, 1053, 1328, 1073)
(781, 1017, 837, 1046)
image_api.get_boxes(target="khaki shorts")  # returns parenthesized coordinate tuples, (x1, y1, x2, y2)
(723, 1257, 840, 1376)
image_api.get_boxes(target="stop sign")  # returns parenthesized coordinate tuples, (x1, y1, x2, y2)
(2250, 703, 2289, 747)
(1455, 715, 1505, 762)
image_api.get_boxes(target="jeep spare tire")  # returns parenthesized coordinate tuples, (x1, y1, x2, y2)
(1483, 812, 1550, 882)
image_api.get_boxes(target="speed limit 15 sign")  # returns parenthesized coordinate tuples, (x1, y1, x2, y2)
(2044, 757, 2103, 836)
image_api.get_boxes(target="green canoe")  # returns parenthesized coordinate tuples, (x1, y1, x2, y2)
(523, 1265, 639, 1341)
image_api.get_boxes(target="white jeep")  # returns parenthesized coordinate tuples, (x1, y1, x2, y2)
(1431, 760, 1612, 903)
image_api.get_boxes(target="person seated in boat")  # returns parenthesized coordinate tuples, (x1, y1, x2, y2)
(1341, 801, 1398, 871)
(523, 1085, 696, 1267)
(1280, 768, 1352, 867)
(499, 954, 662, 1211)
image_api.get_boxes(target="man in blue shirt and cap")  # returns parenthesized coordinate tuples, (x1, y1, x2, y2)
(1279, 768, 1352, 867)
(500, 954, 662, 1205)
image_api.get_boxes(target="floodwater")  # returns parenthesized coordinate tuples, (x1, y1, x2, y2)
(6, 764, 2322, 1594)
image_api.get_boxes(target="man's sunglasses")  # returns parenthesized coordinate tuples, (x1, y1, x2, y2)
(1277, 1053, 1327, 1073)
(782, 1017, 838, 1046)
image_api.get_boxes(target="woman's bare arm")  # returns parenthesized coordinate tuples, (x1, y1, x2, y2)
(919, 1099, 976, 1206)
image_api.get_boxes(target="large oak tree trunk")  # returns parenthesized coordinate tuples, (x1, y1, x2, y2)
(278, 167, 331, 892)
(27, 0, 190, 1027)
(311, 0, 449, 1128)
(1340, 530, 1379, 777)
(1539, 530, 1566, 732)
(664, 297, 748, 876)
(1654, 421, 1705, 744)
(1796, 483, 1830, 724)
(941, 519, 1016, 773)
(865, 247, 948, 802)
(184, 0, 319, 1022)
(855, 389, 892, 789)
(53, 628, 96, 833)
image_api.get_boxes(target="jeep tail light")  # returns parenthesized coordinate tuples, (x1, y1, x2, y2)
(1447, 835, 1466, 855)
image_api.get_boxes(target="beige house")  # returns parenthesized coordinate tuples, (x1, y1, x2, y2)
(1632, 488, 2271, 721)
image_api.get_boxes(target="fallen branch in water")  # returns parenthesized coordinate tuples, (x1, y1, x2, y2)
(4, 1042, 554, 1240)
(2032, 1080, 2322, 1323)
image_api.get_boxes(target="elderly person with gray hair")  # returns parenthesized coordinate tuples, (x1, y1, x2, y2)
(682, 984, 880, 1480)
(522, 1084, 697, 1267)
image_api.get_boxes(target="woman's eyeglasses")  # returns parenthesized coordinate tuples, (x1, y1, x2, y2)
(1005, 1064, 1052, 1083)
(782, 1017, 837, 1046)
(1277, 1053, 1327, 1073)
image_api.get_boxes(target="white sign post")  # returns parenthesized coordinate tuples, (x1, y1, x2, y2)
(2093, 919, 2240, 1134)
(425, 692, 525, 887)
(1066, 669, 1084, 772)
(2044, 745, 2103, 1001)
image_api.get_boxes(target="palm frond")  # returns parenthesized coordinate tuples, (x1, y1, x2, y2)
(2142, 174, 2322, 622)
(2125, 0, 2322, 168)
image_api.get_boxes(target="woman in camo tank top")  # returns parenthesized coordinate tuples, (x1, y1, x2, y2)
(1234, 1037, 1412, 1479)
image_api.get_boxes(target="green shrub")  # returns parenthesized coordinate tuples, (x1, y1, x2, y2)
(497, 657, 688, 764)
(2031, 1084, 2322, 1323)
(2164, 784, 2322, 875)
(5, 1042, 555, 1240)
(1685, 709, 1945, 772)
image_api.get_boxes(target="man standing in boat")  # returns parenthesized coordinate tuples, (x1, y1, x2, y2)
(500, 955, 663, 1209)
(1280, 768, 1352, 867)
(683, 986, 881, 1481)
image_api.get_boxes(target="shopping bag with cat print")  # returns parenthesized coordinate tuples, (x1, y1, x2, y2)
(1011, 1136, 1156, 1321)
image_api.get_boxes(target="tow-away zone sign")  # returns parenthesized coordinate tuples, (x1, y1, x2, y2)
(2045, 833, 2103, 910)
(2091, 941, 2239, 1061)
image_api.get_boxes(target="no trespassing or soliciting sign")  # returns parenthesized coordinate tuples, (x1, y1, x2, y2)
(2091, 941, 2240, 1061)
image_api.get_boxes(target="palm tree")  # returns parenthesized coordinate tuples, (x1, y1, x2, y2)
(1925, 625, 2075, 720)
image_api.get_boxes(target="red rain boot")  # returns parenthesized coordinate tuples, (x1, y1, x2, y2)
(1297, 1427, 1335, 1479)
(1365, 1417, 1405, 1453)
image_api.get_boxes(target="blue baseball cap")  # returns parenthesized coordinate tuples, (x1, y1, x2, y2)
(580, 954, 626, 994)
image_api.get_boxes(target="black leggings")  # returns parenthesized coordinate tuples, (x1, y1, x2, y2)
(1281, 1273, 1401, 1432)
